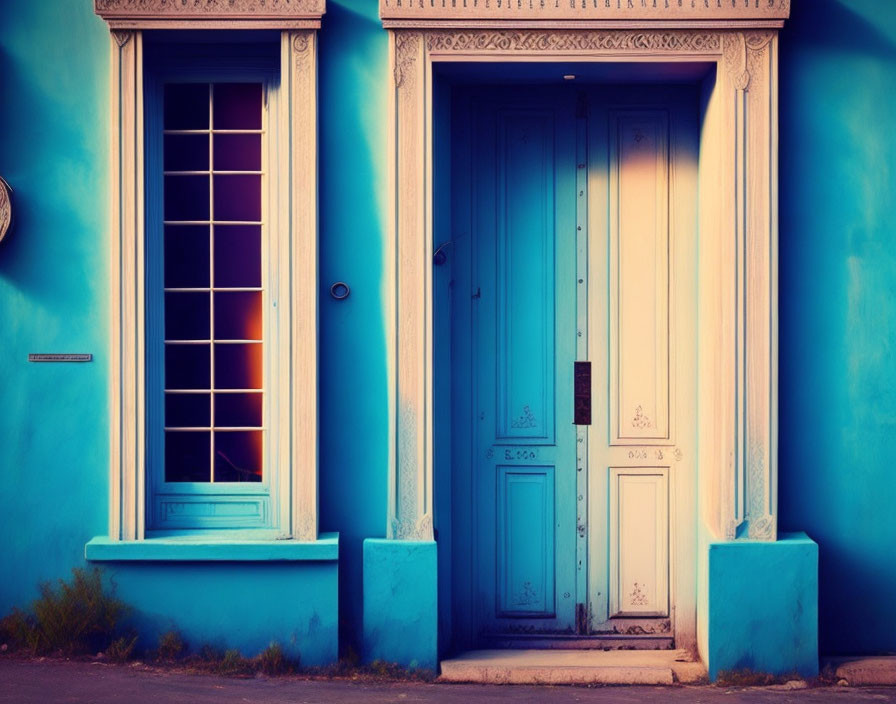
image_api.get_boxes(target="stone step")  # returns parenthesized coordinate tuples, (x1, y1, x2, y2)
(481, 633, 674, 650)
(439, 648, 707, 685)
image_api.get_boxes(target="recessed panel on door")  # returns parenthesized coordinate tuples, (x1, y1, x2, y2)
(496, 112, 555, 444)
(609, 111, 671, 444)
(609, 468, 669, 617)
(497, 465, 556, 617)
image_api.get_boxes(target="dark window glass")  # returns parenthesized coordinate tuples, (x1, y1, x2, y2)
(165, 393, 211, 428)
(214, 344, 262, 390)
(164, 226, 209, 288)
(164, 134, 209, 171)
(165, 292, 210, 340)
(215, 393, 263, 428)
(213, 133, 261, 171)
(164, 175, 209, 221)
(166, 431, 210, 482)
(215, 226, 261, 287)
(164, 84, 209, 130)
(213, 174, 261, 222)
(213, 83, 262, 130)
(215, 291, 262, 341)
(214, 431, 263, 482)
(165, 344, 211, 390)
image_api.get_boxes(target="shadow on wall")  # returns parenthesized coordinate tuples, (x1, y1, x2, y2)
(316, 0, 390, 659)
(779, 0, 896, 654)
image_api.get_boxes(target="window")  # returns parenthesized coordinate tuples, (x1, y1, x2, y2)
(145, 49, 281, 532)
(100, 26, 319, 542)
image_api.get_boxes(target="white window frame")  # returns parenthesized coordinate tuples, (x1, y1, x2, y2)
(101, 18, 320, 541)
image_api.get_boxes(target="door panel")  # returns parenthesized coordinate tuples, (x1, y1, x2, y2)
(609, 111, 671, 445)
(472, 91, 578, 637)
(449, 84, 697, 648)
(586, 87, 698, 638)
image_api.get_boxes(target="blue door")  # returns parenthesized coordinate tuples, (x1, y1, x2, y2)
(454, 88, 580, 640)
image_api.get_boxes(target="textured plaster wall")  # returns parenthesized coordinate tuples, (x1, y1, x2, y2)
(779, 0, 896, 654)
(316, 0, 391, 655)
(0, 1, 111, 612)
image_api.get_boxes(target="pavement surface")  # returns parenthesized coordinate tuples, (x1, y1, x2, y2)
(2, 659, 896, 704)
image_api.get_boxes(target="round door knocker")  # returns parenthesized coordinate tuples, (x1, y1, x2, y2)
(330, 281, 350, 300)
(0, 176, 12, 245)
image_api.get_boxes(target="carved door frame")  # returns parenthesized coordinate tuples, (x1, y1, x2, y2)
(381, 5, 788, 652)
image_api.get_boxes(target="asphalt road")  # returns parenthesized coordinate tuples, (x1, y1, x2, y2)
(2, 659, 896, 704)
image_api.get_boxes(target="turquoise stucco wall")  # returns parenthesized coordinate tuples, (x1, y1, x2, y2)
(706, 534, 818, 680)
(0, 1, 111, 611)
(779, 0, 896, 655)
(317, 0, 391, 655)
(1, 0, 896, 662)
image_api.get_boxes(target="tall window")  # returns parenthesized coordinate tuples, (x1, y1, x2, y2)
(144, 43, 283, 533)
(161, 82, 265, 485)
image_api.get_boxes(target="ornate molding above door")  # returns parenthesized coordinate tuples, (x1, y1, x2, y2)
(381, 0, 789, 29)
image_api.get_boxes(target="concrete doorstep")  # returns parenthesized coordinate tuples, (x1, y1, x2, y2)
(825, 656, 896, 686)
(439, 649, 706, 685)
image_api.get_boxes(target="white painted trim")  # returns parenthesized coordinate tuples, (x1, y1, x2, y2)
(105, 28, 320, 542)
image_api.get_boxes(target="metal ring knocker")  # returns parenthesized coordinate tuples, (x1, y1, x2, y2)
(330, 281, 350, 300)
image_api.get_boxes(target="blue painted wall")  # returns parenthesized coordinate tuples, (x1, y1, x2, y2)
(317, 0, 390, 656)
(0, 1, 110, 611)
(779, 0, 896, 655)
(2, 0, 896, 660)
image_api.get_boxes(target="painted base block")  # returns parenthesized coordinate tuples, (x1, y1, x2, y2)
(101, 561, 338, 665)
(707, 532, 818, 680)
(362, 539, 437, 670)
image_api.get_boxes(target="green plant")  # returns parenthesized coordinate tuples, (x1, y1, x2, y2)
(256, 642, 296, 676)
(214, 648, 255, 677)
(106, 634, 138, 663)
(1, 568, 130, 656)
(156, 630, 186, 661)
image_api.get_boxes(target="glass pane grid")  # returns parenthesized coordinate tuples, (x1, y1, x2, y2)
(162, 82, 265, 485)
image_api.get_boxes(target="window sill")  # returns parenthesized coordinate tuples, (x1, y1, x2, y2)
(85, 532, 338, 562)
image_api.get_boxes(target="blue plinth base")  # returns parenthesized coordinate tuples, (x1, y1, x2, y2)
(362, 539, 437, 671)
(707, 531, 818, 680)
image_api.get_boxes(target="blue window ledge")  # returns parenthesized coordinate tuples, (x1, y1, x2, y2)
(85, 532, 338, 562)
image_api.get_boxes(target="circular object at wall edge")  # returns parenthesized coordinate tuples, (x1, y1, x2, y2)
(330, 281, 350, 300)
(0, 177, 11, 244)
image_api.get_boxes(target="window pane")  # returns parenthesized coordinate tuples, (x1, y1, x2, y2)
(165, 344, 211, 390)
(165, 393, 211, 428)
(165, 175, 209, 221)
(215, 393, 262, 428)
(215, 291, 262, 341)
(213, 83, 262, 130)
(213, 133, 261, 171)
(165, 134, 209, 172)
(164, 226, 209, 288)
(214, 344, 262, 390)
(166, 431, 210, 482)
(214, 225, 261, 288)
(214, 431, 263, 482)
(164, 84, 209, 130)
(165, 292, 210, 340)
(213, 174, 261, 222)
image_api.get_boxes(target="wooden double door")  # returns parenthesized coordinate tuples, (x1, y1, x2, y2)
(445, 84, 698, 649)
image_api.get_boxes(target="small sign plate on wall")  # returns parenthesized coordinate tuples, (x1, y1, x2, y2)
(28, 354, 93, 362)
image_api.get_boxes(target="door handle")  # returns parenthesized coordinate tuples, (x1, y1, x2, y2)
(574, 361, 591, 425)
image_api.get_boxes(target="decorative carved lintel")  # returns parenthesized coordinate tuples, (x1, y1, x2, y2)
(381, 0, 789, 26)
(95, 0, 325, 29)
(426, 30, 721, 54)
